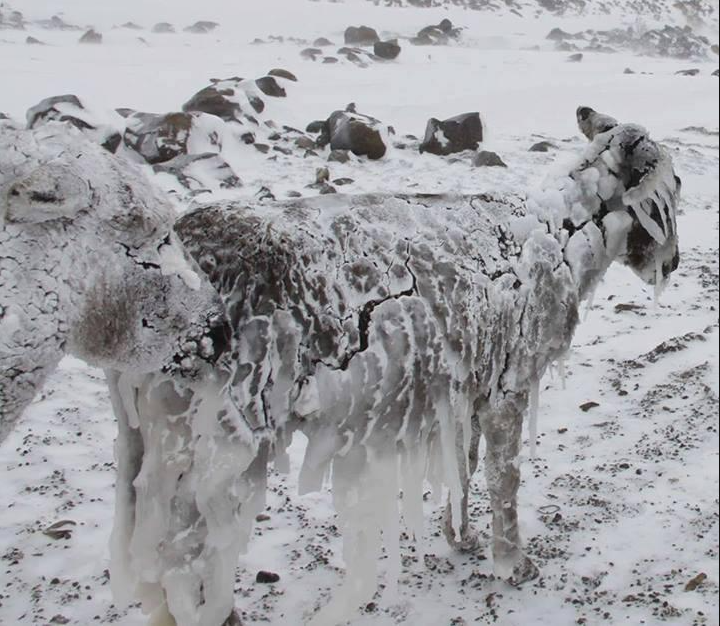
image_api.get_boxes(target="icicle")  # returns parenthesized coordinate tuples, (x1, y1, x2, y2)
(557, 357, 567, 390)
(528, 378, 540, 458)
(653, 255, 668, 306)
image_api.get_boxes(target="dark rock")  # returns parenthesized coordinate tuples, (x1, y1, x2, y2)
(256, 76, 286, 97)
(344, 25, 379, 46)
(567, 52, 584, 62)
(579, 401, 600, 412)
(374, 39, 401, 60)
(419, 112, 483, 156)
(254, 143, 270, 154)
(623, 67, 636, 74)
(675, 68, 700, 76)
(268, 68, 297, 82)
(26, 36, 44, 45)
(183, 80, 243, 122)
(300, 47, 322, 60)
(152, 22, 175, 34)
(124, 111, 198, 164)
(713, 69, 720, 77)
(325, 110, 387, 159)
(547, 27, 577, 41)
(333, 177, 354, 186)
(294, 136, 315, 150)
(286, 190, 302, 198)
(255, 513, 271, 522)
(273, 145, 292, 155)
(255, 571, 280, 584)
(79, 29, 102, 44)
(37, 15, 81, 31)
(412, 19, 461, 46)
(26, 94, 121, 152)
(313, 37, 334, 47)
(319, 183, 337, 195)
(323, 56, 339, 64)
(115, 107, 135, 118)
(328, 149, 350, 163)
(256, 186, 275, 201)
(529, 141, 555, 152)
(184, 21, 219, 34)
(472, 150, 507, 167)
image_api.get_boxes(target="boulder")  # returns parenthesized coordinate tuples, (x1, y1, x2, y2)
(419, 112, 483, 156)
(26, 36, 44, 45)
(255, 76, 287, 98)
(567, 52, 584, 62)
(374, 39, 401, 60)
(184, 21, 219, 34)
(124, 111, 198, 164)
(183, 80, 246, 122)
(412, 19, 461, 46)
(529, 141, 555, 152)
(472, 150, 507, 167)
(301, 47, 323, 60)
(675, 68, 700, 76)
(317, 110, 387, 160)
(79, 29, 102, 44)
(313, 37, 334, 47)
(344, 25, 379, 46)
(151, 22, 175, 34)
(268, 68, 298, 82)
(713, 69, 719, 77)
(26, 94, 121, 152)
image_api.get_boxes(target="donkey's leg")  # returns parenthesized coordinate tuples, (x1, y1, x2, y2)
(443, 413, 482, 552)
(481, 394, 538, 584)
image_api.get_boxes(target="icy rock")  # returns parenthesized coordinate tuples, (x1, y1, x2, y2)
(268, 68, 297, 82)
(124, 111, 210, 165)
(182, 80, 245, 122)
(26, 95, 122, 152)
(328, 149, 350, 163)
(151, 22, 175, 34)
(675, 68, 700, 75)
(419, 112, 483, 156)
(301, 47, 323, 60)
(36, 15, 81, 31)
(374, 39, 401, 60)
(567, 52, 584, 62)
(314, 109, 387, 159)
(313, 37, 334, 47)
(411, 18, 461, 46)
(472, 150, 507, 167)
(529, 141, 556, 152)
(25, 36, 44, 45)
(153, 153, 241, 192)
(78, 29, 102, 44)
(184, 21, 219, 34)
(255, 76, 286, 98)
(344, 25, 379, 46)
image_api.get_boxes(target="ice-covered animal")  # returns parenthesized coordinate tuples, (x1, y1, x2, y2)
(107, 107, 681, 626)
(0, 122, 230, 444)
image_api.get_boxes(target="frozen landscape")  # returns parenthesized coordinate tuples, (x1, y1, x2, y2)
(0, 0, 718, 625)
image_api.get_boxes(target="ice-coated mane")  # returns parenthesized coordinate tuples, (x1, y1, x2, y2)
(107, 112, 680, 626)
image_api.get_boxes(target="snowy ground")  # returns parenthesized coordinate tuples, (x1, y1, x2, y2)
(1, 1, 718, 625)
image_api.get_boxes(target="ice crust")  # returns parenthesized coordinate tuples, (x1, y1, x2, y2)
(106, 122, 681, 626)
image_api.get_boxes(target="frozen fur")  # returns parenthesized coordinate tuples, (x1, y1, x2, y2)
(107, 110, 680, 626)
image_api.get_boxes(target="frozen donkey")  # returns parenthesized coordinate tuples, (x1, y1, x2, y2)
(0, 122, 230, 443)
(110, 108, 680, 626)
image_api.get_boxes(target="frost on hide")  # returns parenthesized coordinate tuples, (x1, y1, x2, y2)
(107, 120, 680, 626)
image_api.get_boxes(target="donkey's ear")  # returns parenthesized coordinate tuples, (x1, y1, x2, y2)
(3, 161, 92, 224)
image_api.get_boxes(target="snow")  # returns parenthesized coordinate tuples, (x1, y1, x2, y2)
(1, 0, 718, 625)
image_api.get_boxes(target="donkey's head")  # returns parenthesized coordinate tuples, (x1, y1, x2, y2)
(571, 107, 680, 287)
(0, 123, 229, 440)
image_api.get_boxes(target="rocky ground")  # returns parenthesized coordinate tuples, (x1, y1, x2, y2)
(0, 0, 718, 624)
